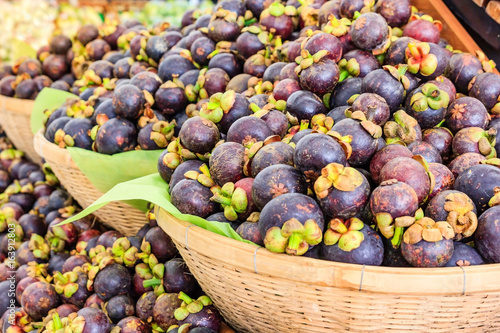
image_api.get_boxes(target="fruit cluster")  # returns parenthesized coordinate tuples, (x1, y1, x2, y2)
(134, 0, 500, 269)
(0, 132, 224, 332)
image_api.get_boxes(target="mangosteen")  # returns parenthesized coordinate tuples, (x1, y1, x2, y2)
(250, 141, 294, 177)
(208, 52, 242, 78)
(209, 142, 246, 186)
(55, 118, 93, 150)
(445, 53, 483, 94)
(259, 193, 325, 255)
(469, 72, 500, 113)
(94, 264, 132, 301)
(376, 0, 411, 27)
(407, 141, 442, 164)
(260, 2, 295, 40)
(405, 82, 450, 129)
(444, 242, 484, 267)
(174, 293, 221, 332)
(383, 110, 422, 145)
(171, 173, 219, 218)
(21, 281, 60, 320)
(179, 117, 220, 155)
(321, 217, 384, 265)
(53, 268, 92, 307)
(286, 90, 328, 121)
(350, 12, 389, 51)
(77, 307, 112, 333)
(369, 144, 413, 183)
(116, 316, 151, 333)
(422, 127, 453, 161)
(452, 127, 496, 159)
(112, 84, 145, 120)
(402, 18, 441, 44)
(154, 293, 183, 330)
(362, 67, 405, 112)
(95, 118, 137, 154)
(401, 217, 454, 267)
(445, 97, 490, 133)
(428, 163, 454, 200)
(158, 55, 196, 82)
(155, 80, 188, 116)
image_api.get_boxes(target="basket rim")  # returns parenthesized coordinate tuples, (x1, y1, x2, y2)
(33, 129, 78, 168)
(156, 207, 500, 296)
(0, 95, 35, 116)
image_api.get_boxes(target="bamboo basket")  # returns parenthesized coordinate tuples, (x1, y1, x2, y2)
(33, 130, 146, 235)
(157, 207, 500, 332)
(0, 96, 42, 165)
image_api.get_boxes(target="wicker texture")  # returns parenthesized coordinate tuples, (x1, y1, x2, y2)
(157, 208, 500, 333)
(34, 130, 145, 235)
(0, 96, 42, 164)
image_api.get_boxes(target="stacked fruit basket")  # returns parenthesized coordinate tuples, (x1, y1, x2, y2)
(0, 0, 500, 332)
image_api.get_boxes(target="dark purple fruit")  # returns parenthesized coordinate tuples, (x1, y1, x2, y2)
(209, 142, 245, 186)
(259, 193, 325, 255)
(236, 221, 264, 246)
(474, 206, 500, 263)
(304, 32, 343, 63)
(144, 226, 177, 263)
(321, 218, 384, 265)
(76, 24, 99, 45)
(454, 163, 500, 215)
(208, 52, 242, 79)
(131, 71, 162, 95)
(77, 307, 112, 333)
(190, 37, 216, 66)
(445, 53, 483, 94)
(286, 90, 327, 121)
(376, 0, 411, 27)
(112, 84, 145, 120)
(405, 82, 450, 129)
(445, 97, 489, 133)
(62, 254, 91, 273)
(406, 42, 450, 81)
(444, 242, 484, 267)
(154, 293, 183, 330)
(21, 281, 60, 320)
(407, 141, 442, 164)
(19, 213, 46, 239)
(342, 50, 380, 78)
(15, 79, 37, 99)
(136, 291, 157, 322)
(158, 55, 196, 82)
(163, 258, 198, 294)
(250, 141, 294, 177)
(179, 117, 220, 155)
(252, 164, 308, 210)
(85, 293, 105, 308)
(168, 160, 205, 192)
(56, 118, 93, 150)
(294, 133, 347, 181)
(95, 118, 137, 154)
(171, 179, 219, 218)
(48, 252, 70, 275)
(452, 127, 496, 159)
(227, 116, 272, 147)
(469, 72, 500, 113)
(422, 127, 453, 161)
(379, 156, 431, 204)
(401, 218, 454, 267)
(155, 80, 189, 116)
(403, 19, 440, 44)
(260, 3, 294, 40)
(426, 190, 477, 241)
(299, 56, 340, 96)
(53, 269, 92, 307)
(428, 162, 454, 199)
(362, 68, 404, 112)
(104, 295, 135, 324)
(86, 39, 111, 61)
(114, 57, 134, 79)
(94, 264, 132, 301)
(116, 317, 151, 333)
(16, 276, 38, 304)
(350, 13, 389, 51)
(0, 76, 15, 96)
(17, 58, 42, 77)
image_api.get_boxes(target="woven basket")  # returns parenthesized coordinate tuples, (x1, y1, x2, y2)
(33, 130, 146, 235)
(156, 207, 500, 332)
(0, 96, 42, 164)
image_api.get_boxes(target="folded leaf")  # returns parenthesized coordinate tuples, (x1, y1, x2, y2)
(60, 173, 251, 244)
(31, 88, 78, 135)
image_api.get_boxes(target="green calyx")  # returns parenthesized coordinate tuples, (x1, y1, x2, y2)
(111, 237, 138, 267)
(338, 58, 360, 81)
(53, 270, 80, 298)
(383, 65, 411, 90)
(384, 110, 420, 145)
(314, 163, 364, 199)
(149, 120, 176, 148)
(44, 312, 85, 333)
(325, 130, 353, 159)
(311, 114, 334, 133)
(324, 218, 365, 252)
(294, 49, 329, 74)
(406, 42, 438, 76)
(269, 2, 286, 16)
(264, 218, 323, 255)
(350, 111, 383, 139)
(184, 164, 216, 188)
(28, 234, 50, 260)
(410, 83, 450, 112)
(200, 90, 236, 123)
(210, 183, 248, 221)
(323, 15, 351, 37)
(139, 249, 165, 296)
(489, 187, 500, 208)
(473, 127, 497, 158)
(174, 293, 213, 321)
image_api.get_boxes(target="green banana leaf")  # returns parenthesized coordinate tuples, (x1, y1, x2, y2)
(61, 173, 249, 243)
(31, 88, 78, 135)
(12, 39, 36, 63)
(31, 88, 163, 211)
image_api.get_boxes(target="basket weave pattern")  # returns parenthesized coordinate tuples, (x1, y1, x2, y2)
(34, 130, 145, 235)
(0, 96, 42, 164)
(157, 208, 500, 333)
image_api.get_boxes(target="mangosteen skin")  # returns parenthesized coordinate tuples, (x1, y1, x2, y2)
(321, 225, 384, 266)
(469, 72, 500, 111)
(259, 193, 325, 238)
(448, 153, 486, 178)
(95, 118, 137, 155)
(158, 55, 196, 82)
(445, 97, 490, 133)
(294, 133, 347, 181)
(48, 252, 71, 275)
(331, 77, 363, 108)
(454, 164, 500, 215)
(475, 206, 500, 263)
(168, 160, 206, 193)
(77, 307, 112, 333)
(332, 118, 378, 166)
(252, 164, 308, 210)
(445, 53, 483, 94)
(362, 68, 404, 112)
(251, 142, 295, 177)
(163, 258, 198, 294)
(227, 116, 272, 147)
(180, 117, 220, 155)
(136, 291, 157, 322)
(407, 141, 442, 164)
(104, 294, 135, 324)
(381, 237, 412, 267)
(236, 222, 264, 246)
(217, 93, 251, 134)
(21, 282, 60, 320)
(401, 239, 454, 268)
(93, 264, 132, 301)
(428, 163, 455, 200)
(116, 316, 151, 333)
(209, 142, 246, 186)
(153, 293, 183, 330)
(444, 242, 484, 267)
(286, 90, 328, 121)
(369, 144, 413, 183)
(261, 110, 289, 138)
(350, 13, 389, 51)
(171, 179, 219, 218)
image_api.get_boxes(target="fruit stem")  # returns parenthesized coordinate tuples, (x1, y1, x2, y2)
(391, 226, 404, 248)
(178, 291, 193, 304)
(52, 313, 63, 330)
(54, 271, 68, 284)
(143, 278, 162, 288)
(287, 233, 302, 252)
